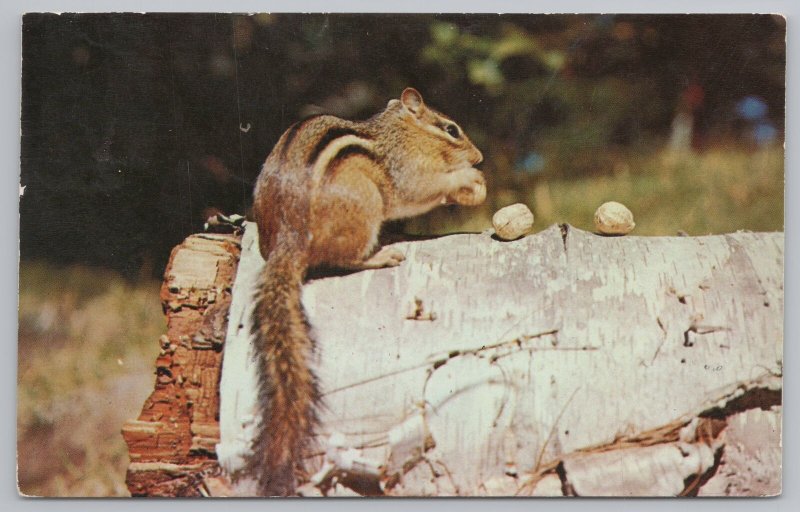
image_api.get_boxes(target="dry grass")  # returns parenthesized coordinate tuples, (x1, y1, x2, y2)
(17, 262, 164, 497)
(530, 145, 785, 236)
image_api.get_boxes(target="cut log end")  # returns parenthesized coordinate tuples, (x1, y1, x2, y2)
(122, 233, 241, 496)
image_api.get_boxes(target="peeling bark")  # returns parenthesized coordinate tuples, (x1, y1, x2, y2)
(121, 233, 241, 497)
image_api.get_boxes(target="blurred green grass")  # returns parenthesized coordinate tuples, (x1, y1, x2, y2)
(408, 145, 784, 236)
(17, 263, 163, 497)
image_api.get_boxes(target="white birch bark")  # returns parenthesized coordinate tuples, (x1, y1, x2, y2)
(217, 223, 783, 497)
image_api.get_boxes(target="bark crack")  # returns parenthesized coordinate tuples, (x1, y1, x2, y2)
(555, 461, 576, 496)
(679, 446, 725, 496)
(559, 223, 570, 253)
(682, 323, 729, 347)
(699, 385, 782, 419)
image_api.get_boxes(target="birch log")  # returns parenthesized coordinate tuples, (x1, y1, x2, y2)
(214, 223, 783, 497)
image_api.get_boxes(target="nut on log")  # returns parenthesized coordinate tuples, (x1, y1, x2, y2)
(492, 203, 535, 240)
(594, 201, 635, 235)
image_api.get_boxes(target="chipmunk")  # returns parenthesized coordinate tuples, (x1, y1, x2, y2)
(248, 87, 486, 496)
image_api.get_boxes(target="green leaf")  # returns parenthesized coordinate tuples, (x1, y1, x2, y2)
(431, 21, 458, 46)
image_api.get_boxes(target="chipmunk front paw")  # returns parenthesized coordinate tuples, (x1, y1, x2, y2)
(361, 247, 406, 269)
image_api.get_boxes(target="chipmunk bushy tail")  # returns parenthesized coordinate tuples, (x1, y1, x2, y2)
(248, 241, 319, 496)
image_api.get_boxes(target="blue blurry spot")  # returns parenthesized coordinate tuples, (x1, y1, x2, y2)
(517, 152, 546, 174)
(736, 96, 768, 121)
(751, 122, 777, 146)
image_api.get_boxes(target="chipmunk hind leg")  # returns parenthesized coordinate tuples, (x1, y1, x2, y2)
(309, 159, 399, 269)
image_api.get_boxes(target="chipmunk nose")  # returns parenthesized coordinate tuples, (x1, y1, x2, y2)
(471, 148, 484, 166)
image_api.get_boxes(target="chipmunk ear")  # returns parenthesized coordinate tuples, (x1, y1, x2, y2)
(400, 87, 425, 116)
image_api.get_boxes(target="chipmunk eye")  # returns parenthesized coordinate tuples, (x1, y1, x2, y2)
(444, 123, 461, 139)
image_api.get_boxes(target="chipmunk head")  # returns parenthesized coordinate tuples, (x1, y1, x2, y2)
(389, 87, 483, 169)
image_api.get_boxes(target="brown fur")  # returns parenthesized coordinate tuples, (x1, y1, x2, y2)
(249, 88, 484, 495)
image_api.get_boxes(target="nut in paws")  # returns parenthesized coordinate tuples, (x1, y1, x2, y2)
(449, 172, 487, 206)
